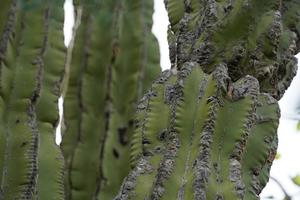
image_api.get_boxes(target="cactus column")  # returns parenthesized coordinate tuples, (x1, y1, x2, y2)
(165, 0, 299, 99)
(0, 0, 66, 199)
(115, 0, 300, 199)
(60, 0, 161, 199)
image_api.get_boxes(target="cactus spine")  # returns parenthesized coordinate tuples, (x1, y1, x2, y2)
(60, 0, 161, 199)
(0, 0, 65, 199)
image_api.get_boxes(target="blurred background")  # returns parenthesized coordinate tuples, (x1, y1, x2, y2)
(62, 1, 300, 199)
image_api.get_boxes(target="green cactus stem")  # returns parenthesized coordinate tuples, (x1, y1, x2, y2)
(115, 63, 280, 200)
(164, 0, 300, 99)
(115, 0, 300, 199)
(0, 0, 66, 199)
(60, 0, 161, 199)
(60, 1, 117, 199)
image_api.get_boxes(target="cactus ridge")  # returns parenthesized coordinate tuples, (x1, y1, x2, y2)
(165, 0, 185, 31)
(165, 0, 300, 99)
(130, 70, 177, 199)
(60, 0, 161, 199)
(207, 76, 257, 199)
(61, 2, 117, 199)
(160, 65, 206, 200)
(0, 1, 17, 193)
(0, 0, 16, 66)
(115, 62, 280, 200)
(0, 0, 293, 199)
(241, 94, 280, 199)
(0, 1, 65, 199)
(100, 0, 161, 196)
(35, 2, 66, 199)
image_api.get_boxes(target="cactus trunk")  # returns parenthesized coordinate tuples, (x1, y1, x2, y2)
(0, 1, 66, 199)
(0, 0, 298, 199)
(115, 0, 300, 199)
(60, 0, 161, 199)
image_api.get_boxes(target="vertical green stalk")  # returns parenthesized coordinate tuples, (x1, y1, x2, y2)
(61, 0, 160, 199)
(99, 0, 160, 199)
(115, 63, 279, 200)
(35, 1, 66, 199)
(116, 0, 300, 199)
(61, 1, 116, 199)
(0, 1, 66, 199)
(164, 0, 300, 99)
(0, 1, 16, 195)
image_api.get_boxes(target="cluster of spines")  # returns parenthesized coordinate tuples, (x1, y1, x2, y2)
(0, 1, 66, 199)
(116, 62, 279, 200)
(60, 0, 161, 199)
(164, 0, 300, 99)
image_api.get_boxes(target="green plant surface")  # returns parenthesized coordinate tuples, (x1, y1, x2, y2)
(60, 0, 161, 199)
(0, 0, 297, 199)
(292, 175, 300, 186)
(161, 67, 207, 200)
(0, 1, 11, 35)
(0, 0, 16, 190)
(164, 0, 300, 99)
(1, 3, 47, 199)
(207, 96, 254, 199)
(131, 71, 177, 199)
(99, 0, 161, 198)
(115, 63, 280, 200)
(182, 75, 217, 200)
(241, 94, 280, 200)
(0, 0, 16, 62)
(35, 2, 66, 199)
(165, 0, 184, 31)
(61, 2, 117, 199)
(0, 1, 66, 199)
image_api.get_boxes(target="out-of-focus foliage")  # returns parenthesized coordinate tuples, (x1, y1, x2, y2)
(291, 175, 300, 186)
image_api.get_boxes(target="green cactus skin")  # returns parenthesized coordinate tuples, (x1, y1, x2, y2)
(0, 1, 66, 199)
(241, 94, 280, 200)
(60, 2, 117, 199)
(0, 0, 296, 199)
(60, 0, 161, 199)
(99, 0, 161, 199)
(130, 70, 177, 199)
(114, 0, 300, 199)
(115, 63, 280, 200)
(35, 2, 66, 199)
(164, 0, 300, 99)
(0, 0, 16, 191)
(0, 0, 16, 65)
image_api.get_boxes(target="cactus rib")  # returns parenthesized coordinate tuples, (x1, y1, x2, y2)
(115, 62, 280, 200)
(0, 1, 66, 199)
(60, 0, 161, 199)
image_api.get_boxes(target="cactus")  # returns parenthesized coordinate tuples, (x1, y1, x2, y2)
(116, 63, 280, 200)
(0, 0, 298, 199)
(116, 0, 300, 199)
(165, 0, 300, 99)
(60, 0, 161, 199)
(0, 0, 65, 199)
